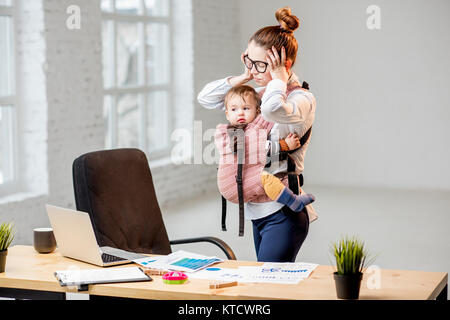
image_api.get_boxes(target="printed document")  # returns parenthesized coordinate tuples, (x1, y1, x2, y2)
(189, 262, 318, 284)
(133, 250, 223, 273)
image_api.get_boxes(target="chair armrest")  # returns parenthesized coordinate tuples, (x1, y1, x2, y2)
(169, 236, 237, 260)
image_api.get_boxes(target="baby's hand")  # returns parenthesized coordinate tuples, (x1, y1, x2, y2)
(285, 133, 301, 150)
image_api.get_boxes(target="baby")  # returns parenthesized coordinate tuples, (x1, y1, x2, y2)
(215, 85, 315, 212)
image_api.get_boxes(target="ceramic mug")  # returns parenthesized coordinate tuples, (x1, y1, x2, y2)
(33, 228, 56, 254)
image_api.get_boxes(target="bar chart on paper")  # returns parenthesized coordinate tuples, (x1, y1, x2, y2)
(171, 258, 222, 271)
(133, 251, 224, 272)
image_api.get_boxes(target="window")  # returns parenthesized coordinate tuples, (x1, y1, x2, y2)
(0, 0, 17, 193)
(101, 0, 171, 158)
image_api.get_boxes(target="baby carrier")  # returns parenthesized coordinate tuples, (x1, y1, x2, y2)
(220, 81, 312, 237)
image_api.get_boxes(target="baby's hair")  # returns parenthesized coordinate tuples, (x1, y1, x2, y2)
(224, 85, 261, 113)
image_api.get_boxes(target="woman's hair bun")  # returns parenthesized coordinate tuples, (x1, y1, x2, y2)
(275, 7, 300, 33)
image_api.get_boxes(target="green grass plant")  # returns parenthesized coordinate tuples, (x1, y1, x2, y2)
(0, 222, 15, 251)
(331, 235, 376, 275)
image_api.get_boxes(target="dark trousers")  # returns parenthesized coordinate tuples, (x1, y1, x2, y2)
(252, 206, 309, 262)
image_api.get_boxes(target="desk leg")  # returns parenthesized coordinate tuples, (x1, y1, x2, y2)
(0, 288, 66, 300)
(436, 283, 447, 301)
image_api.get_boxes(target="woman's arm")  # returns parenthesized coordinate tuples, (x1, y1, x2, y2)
(197, 77, 233, 110)
(197, 51, 253, 110)
(229, 50, 254, 86)
(197, 75, 255, 110)
(260, 79, 316, 125)
(262, 46, 315, 128)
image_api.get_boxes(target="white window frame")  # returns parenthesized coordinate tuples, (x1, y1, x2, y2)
(101, 0, 173, 159)
(0, 0, 19, 197)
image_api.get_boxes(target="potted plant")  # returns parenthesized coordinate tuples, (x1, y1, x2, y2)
(330, 235, 376, 299)
(0, 222, 15, 273)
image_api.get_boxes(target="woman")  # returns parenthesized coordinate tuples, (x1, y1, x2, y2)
(198, 7, 317, 262)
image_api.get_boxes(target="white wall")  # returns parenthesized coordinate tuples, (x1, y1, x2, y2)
(0, 0, 105, 245)
(4, 0, 448, 249)
(0, 0, 243, 246)
(238, 0, 450, 191)
(154, 0, 242, 206)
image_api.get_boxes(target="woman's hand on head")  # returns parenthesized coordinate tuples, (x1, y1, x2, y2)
(240, 49, 253, 82)
(267, 46, 289, 83)
(228, 49, 253, 87)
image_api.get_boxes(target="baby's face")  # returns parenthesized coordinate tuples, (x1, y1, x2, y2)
(225, 94, 258, 126)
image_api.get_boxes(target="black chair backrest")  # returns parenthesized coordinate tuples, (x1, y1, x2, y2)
(72, 148, 172, 255)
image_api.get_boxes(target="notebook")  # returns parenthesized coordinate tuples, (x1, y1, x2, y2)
(54, 266, 152, 291)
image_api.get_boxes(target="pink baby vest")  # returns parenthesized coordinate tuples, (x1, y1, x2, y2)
(215, 115, 282, 204)
(215, 81, 304, 204)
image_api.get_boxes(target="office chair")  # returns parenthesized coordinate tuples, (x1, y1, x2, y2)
(72, 148, 236, 260)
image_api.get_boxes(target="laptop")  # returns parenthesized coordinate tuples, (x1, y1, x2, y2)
(46, 204, 146, 267)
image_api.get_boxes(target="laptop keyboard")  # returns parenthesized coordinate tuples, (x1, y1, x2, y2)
(101, 253, 127, 263)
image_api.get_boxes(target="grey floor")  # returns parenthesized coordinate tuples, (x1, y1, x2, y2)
(161, 185, 450, 279)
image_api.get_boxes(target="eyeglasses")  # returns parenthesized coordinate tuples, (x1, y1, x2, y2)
(243, 55, 269, 73)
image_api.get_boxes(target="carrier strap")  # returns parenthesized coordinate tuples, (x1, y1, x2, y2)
(221, 195, 227, 231)
(220, 125, 246, 236)
(287, 126, 312, 193)
(236, 129, 245, 237)
(276, 80, 312, 193)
